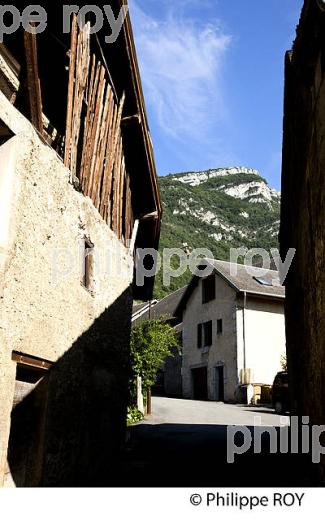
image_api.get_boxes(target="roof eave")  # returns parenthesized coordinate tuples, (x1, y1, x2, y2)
(237, 289, 285, 301)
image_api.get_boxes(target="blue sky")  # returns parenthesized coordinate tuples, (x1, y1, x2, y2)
(129, 0, 303, 190)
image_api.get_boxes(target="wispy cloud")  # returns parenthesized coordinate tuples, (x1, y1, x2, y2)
(129, 0, 232, 142)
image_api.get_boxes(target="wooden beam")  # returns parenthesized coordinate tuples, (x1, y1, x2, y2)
(81, 59, 101, 192)
(129, 219, 139, 253)
(94, 34, 118, 103)
(64, 14, 78, 167)
(92, 86, 114, 208)
(140, 211, 159, 221)
(121, 114, 141, 126)
(70, 23, 90, 179)
(105, 92, 125, 223)
(118, 159, 126, 239)
(12, 351, 52, 371)
(125, 173, 133, 242)
(111, 135, 123, 233)
(99, 102, 118, 222)
(23, 29, 43, 134)
(80, 54, 96, 186)
(85, 65, 106, 197)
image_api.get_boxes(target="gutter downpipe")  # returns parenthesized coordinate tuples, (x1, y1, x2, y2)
(242, 291, 247, 371)
(242, 291, 252, 404)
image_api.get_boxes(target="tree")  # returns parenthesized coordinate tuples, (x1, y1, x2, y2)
(280, 353, 287, 371)
(130, 319, 180, 399)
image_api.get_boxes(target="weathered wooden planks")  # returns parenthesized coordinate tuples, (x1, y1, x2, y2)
(64, 20, 130, 243)
(99, 92, 125, 226)
(80, 58, 101, 191)
(111, 135, 123, 235)
(79, 53, 96, 187)
(64, 14, 78, 168)
(70, 22, 90, 179)
(124, 172, 133, 244)
(23, 28, 43, 134)
(91, 85, 113, 208)
(84, 65, 106, 195)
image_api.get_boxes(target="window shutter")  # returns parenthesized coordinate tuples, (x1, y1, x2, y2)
(205, 321, 212, 346)
(202, 275, 216, 303)
(197, 324, 202, 348)
(217, 319, 223, 334)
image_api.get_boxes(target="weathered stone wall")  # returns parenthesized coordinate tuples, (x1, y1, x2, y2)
(182, 275, 238, 402)
(280, 0, 325, 482)
(182, 274, 285, 402)
(0, 92, 134, 486)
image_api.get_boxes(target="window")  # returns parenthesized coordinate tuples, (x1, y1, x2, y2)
(202, 274, 216, 303)
(204, 321, 212, 346)
(81, 238, 94, 291)
(217, 319, 223, 335)
(198, 321, 212, 348)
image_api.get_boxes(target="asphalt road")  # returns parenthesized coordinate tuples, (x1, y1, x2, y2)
(118, 397, 316, 487)
(144, 396, 290, 426)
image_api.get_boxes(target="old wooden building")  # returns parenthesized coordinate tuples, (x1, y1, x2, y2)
(0, 1, 161, 486)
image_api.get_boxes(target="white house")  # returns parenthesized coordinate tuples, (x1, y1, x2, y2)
(175, 260, 286, 404)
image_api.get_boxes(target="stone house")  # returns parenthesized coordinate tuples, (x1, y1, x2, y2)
(0, 1, 161, 486)
(280, 0, 325, 481)
(175, 261, 285, 403)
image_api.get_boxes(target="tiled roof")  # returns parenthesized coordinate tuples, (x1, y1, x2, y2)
(208, 260, 285, 298)
(132, 286, 187, 325)
(175, 259, 285, 317)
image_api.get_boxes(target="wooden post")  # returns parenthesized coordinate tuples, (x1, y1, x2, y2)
(64, 14, 77, 167)
(23, 29, 43, 134)
(146, 387, 152, 415)
(136, 376, 144, 414)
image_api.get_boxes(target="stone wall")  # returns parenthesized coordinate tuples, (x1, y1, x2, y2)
(0, 92, 134, 486)
(182, 274, 285, 402)
(280, 0, 325, 482)
(182, 275, 238, 402)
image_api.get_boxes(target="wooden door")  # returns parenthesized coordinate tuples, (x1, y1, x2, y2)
(192, 367, 208, 400)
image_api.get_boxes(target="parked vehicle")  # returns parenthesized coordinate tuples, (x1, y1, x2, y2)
(271, 371, 289, 413)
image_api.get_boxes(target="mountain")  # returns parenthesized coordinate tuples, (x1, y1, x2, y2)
(154, 167, 281, 299)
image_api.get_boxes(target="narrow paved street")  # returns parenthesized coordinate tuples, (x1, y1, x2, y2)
(137, 396, 290, 427)
(119, 397, 315, 487)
